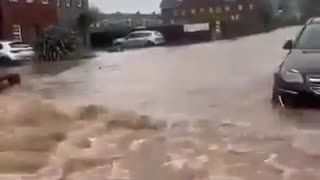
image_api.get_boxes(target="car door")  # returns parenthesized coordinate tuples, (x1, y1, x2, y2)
(124, 32, 149, 48)
(122, 33, 139, 48)
(132, 33, 150, 47)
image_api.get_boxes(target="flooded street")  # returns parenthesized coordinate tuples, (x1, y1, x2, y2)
(1, 26, 320, 180)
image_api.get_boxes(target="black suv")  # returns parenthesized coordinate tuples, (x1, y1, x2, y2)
(273, 17, 320, 105)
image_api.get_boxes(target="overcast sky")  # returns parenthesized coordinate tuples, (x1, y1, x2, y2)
(90, 0, 161, 13)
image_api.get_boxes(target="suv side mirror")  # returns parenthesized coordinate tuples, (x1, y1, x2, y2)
(283, 40, 293, 50)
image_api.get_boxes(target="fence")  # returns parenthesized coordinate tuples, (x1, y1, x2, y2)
(90, 21, 269, 48)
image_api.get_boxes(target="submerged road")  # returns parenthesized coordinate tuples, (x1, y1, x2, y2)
(1, 26, 320, 180)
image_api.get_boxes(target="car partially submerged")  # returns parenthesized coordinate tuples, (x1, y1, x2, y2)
(113, 30, 165, 49)
(272, 17, 320, 106)
(0, 41, 34, 64)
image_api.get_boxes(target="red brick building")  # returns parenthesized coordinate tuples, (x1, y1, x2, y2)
(160, 0, 262, 38)
(160, 0, 259, 24)
(0, 0, 58, 42)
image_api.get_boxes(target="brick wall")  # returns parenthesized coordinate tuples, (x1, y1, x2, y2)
(160, 0, 262, 38)
(0, 0, 57, 42)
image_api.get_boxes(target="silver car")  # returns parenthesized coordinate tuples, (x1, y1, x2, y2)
(0, 41, 35, 63)
(113, 30, 165, 48)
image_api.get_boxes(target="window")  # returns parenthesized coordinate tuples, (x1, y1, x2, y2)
(12, 25, 22, 42)
(42, 0, 49, 4)
(9, 42, 29, 48)
(181, 10, 186, 16)
(57, 0, 60, 6)
(200, 8, 205, 13)
(225, 6, 230, 12)
(191, 8, 196, 15)
(235, 14, 240, 20)
(209, 7, 214, 13)
(66, 0, 71, 7)
(76, 0, 82, 7)
(238, 4, 243, 11)
(26, 0, 34, 3)
(216, 7, 222, 14)
(8, 0, 18, 2)
(216, 21, 221, 32)
(231, 14, 240, 21)
(249, 4, 254, 10)
(128, 32, 151, 39)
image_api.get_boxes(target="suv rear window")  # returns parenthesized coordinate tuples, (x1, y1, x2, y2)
(9, 42, 30, 48)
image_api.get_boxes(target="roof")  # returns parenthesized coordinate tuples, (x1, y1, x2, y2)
(160, 0, 179, 9)
(130, 30, 156, 34)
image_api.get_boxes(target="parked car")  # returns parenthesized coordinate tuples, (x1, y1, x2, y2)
(113, 30, 165, 48)
(272, 17, 320, 106)
(0, 41, 35, 63)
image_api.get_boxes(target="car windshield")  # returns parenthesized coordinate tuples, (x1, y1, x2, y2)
(128, 32, 151, 38)
(295, 24, 320, 49)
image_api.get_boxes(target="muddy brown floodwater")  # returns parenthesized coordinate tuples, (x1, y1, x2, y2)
(1, 26, 320, 180)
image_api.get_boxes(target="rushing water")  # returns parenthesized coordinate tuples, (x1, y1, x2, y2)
(1, 26, 320, 180)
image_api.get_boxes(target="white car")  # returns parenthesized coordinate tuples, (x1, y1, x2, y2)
(0, 41, 35, 63)
(113, 30, 165, 48)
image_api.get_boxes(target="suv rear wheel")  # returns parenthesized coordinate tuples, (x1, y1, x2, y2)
(145, 41, 155, 47)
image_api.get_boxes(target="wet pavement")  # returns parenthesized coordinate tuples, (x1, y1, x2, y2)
(1, 26, 320, 179)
